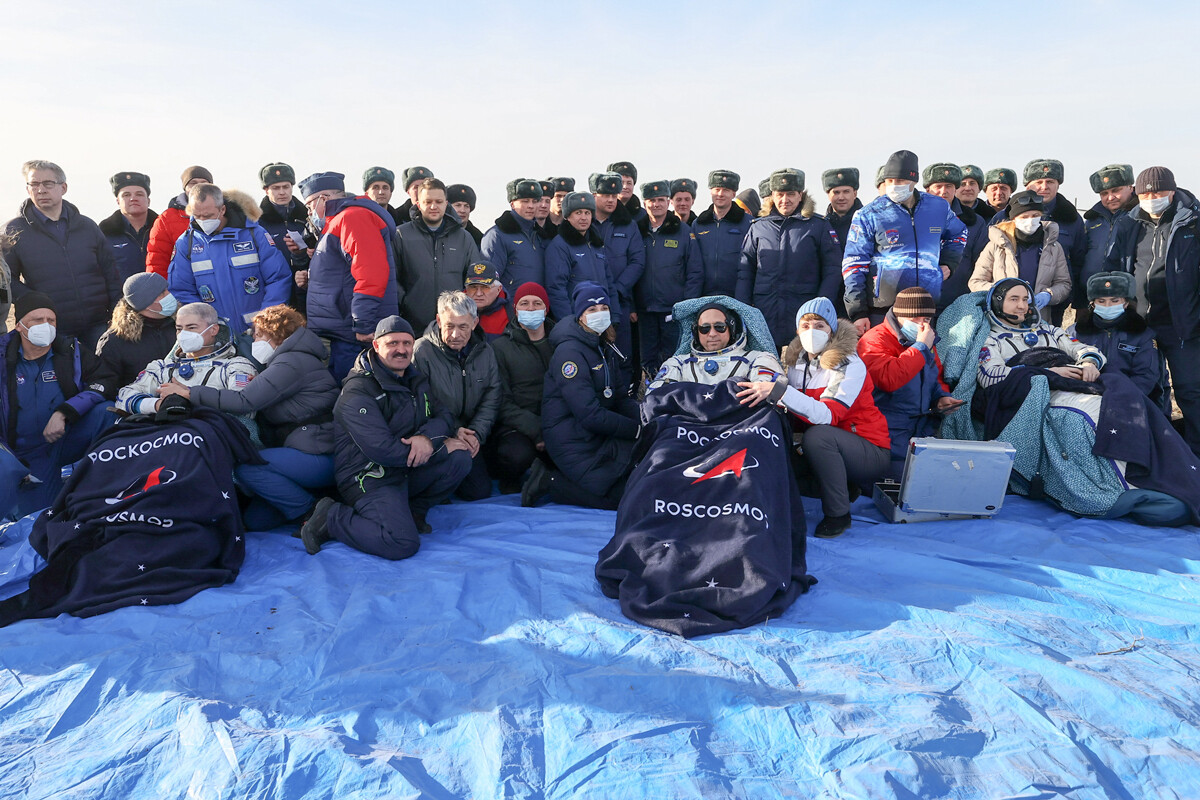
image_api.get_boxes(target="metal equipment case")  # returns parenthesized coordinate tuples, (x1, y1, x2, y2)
(872, 437, 1016, 523)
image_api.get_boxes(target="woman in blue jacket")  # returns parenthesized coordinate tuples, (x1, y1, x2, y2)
(523, 282, 639, 510)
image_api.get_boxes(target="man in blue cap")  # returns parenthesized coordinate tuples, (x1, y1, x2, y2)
(299, 314, 471, 558)
(299, 171, 400, 380)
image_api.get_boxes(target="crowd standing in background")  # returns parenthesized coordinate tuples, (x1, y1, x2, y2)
(0, 151, 1197, 557)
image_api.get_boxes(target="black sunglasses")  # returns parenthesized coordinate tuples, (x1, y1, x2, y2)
(696, 322, 728, 334)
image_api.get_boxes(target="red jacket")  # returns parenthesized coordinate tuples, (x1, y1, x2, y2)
(145, 206, 190, 277)
(857, 319, 950, 395)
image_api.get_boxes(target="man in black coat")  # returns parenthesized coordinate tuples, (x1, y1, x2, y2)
(300, 315, 471, 559)
(97, 171, 157, 282)
(3, 160, 121, 349)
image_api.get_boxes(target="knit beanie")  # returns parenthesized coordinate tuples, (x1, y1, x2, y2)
(892, 288, 936, 318)
(795, 297, 837, 333)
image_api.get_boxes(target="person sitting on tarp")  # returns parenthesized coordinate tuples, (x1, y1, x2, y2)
(647, 296, 782, 390)
(116, 302, 258, 417)
(91, 272, 180, 403)
(156, 304, 339, 530)
(298, 315, 472, 559)
(0, 292, 114, 517)
(1070, 271, 1166, 411)
(857, 287, 963, 478)
(522, 281, 640, 509)
(737, 297, 890, 539)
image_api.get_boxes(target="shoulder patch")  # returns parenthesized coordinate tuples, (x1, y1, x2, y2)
(562, 361, 578, 379)
(979, 346, 990, 362)
(655, 366, 668, 379)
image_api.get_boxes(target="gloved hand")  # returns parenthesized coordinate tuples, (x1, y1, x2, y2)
(1034, 292, 1051, 309)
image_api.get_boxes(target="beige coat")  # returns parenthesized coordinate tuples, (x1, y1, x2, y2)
(968, 220, 1072, 303)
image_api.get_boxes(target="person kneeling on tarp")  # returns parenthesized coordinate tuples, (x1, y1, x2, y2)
(522, 281, 640, 509)
(857, 287, 963, 478)
(647, 297, 782, 390)
(0, 292, 114, 517)
(737, 297, 890, 539)
(299, 315, 472, 559)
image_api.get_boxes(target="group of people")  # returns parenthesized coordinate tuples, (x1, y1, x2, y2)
(0, 150, 1196, 562)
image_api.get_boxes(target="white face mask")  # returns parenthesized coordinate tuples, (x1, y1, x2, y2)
(584, 310, 611, 334)
(22, 322, 55, 347)
(196, 218, 220, 235)
(1014, 217, 1042, 236)
(885, 183, 913, 204)
(799, 329, 829, 354)
(177, 324, 213, 353)
(251, 340, 276, 363)
(1140, 195, 1171, 216)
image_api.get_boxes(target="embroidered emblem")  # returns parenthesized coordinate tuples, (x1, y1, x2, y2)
(562, 361, 578, 378)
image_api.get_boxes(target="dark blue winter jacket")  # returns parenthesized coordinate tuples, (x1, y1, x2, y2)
(98, 209, 157, 282)
(0, 330, 104, 454)
(593, 202, 645, 313)
(544, 221, 616, 321)
(307, 196, 399, 344)
(332, 348, 455, 500)
(482, 210, 546, 295)
(735, 200, 843, 347)
(1081, 198, 1137, 288)
(634, 213, 703, 313)
(693, 202, 752, 297)
(1104, 190, 1200, 342)
(257, 197, 311, 271)
(937, 199, 988, 313)
(1071, 306, 1163, 404)
(541, 321, 639, 491)
(3, 200, 121, 339)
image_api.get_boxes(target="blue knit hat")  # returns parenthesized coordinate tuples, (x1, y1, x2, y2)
(795, 297, 838, 333)
(298, 172, 345, 200)
(572, 281, 611, 319)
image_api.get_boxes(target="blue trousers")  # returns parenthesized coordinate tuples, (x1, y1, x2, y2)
(637, 311, 679, 378)
(327, 448, 471, 560)
(235, 448, 335, 528)
(328, 338, 367, 383)
(1156, 330, 1200, 457)
(15, 403, 116, 516)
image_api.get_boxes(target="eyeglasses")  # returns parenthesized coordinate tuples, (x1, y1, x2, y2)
(696, 322, 728, 334)
(26, 181, 61, 190)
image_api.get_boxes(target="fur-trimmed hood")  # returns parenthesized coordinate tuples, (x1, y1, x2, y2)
(224, 189, 262, 223)
(781, 320, 859, 371)
(695, 202, 749, 226)
(557, 219, 604, 247)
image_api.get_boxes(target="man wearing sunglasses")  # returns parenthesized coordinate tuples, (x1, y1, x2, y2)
(648, 299, 781, 390)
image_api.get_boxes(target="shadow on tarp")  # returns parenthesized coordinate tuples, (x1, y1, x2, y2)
(0, 494, 1198, 799)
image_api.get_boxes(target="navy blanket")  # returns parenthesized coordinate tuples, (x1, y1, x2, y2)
(1093, 372, 1200, 523)
(976, 347, 1102, 440)
(596, 380, 815, 637)
(0, 409, 260, 626)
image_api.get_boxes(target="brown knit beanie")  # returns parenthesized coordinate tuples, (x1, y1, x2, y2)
(893, 287, 936, 318)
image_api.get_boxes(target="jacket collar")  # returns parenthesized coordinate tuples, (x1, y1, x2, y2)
(824, 197, 863, 221)
(696, 202, 748, 226)
(258, 196, 307, 225)
(1045, 194, 1081, 224)
(557, 220, 604, 247)
(495, 209, 536, 235)
(637, 211, 682, 237)
(98, 208, 158, 236)
(1074, 304, 1148, 335)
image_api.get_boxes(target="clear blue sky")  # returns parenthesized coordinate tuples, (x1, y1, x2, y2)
(2, 1, 1198, 223)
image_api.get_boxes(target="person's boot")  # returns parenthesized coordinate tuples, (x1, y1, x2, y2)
(299, 497, 336, 554)
(521, 460, 553, 507)
(814, 513, 852, 539)
(412, 510, 432, 534)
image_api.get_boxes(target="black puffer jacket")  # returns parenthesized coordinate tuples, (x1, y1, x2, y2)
(332, 348, 455, 499)
(491, 317, 555, 441)
(92, 308, 178, 400)
(3, 199, 121, 338)
(189, 325, 338, 454)
(412, 324, 501, 445)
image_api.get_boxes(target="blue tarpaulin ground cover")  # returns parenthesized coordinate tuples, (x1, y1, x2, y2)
(1, 493, 1199, 799)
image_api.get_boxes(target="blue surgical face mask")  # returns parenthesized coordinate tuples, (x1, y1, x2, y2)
(517, 309, 546, 329)
(156, 293, 178, 317)
(1092, 303, 1126, 321)
(900, 321, 920, 341)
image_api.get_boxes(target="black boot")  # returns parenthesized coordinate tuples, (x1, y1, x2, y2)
(814, 513, 852, 539)
(299, 497, 336, 554)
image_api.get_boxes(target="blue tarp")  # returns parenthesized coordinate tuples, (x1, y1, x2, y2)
(1, 494, 1199, 799)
